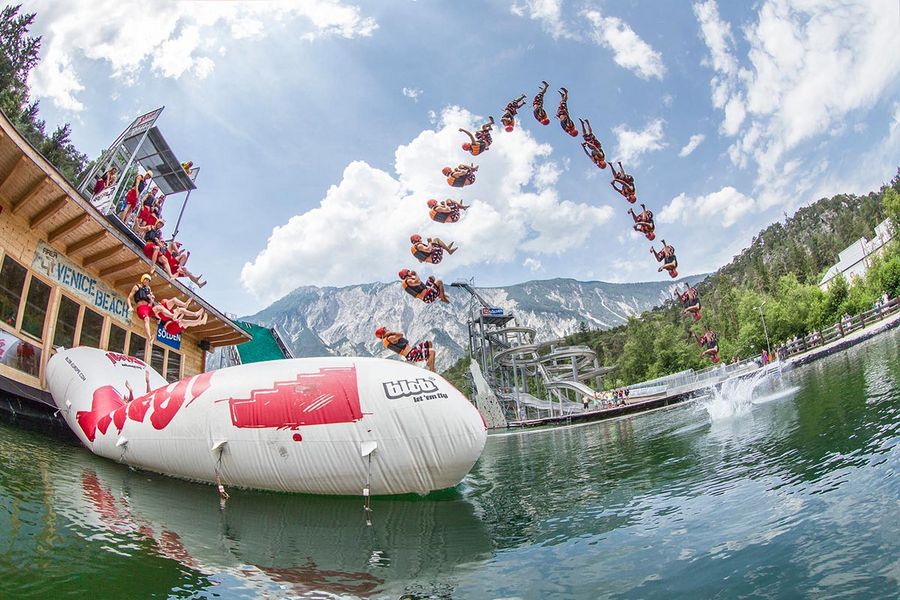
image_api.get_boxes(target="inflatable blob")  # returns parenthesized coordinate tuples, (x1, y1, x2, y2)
(47, 347, 487, 496)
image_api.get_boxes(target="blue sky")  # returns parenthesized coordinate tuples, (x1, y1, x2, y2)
(28, 0, 900, 316)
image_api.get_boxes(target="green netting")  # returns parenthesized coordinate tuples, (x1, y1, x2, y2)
(235, 321, 289, 364)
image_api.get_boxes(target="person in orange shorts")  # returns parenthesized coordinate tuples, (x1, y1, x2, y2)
(459, 116, 494, 156)
(410, 234, 457, 264)
(533, 81, 550, 126)
(427, 198, 469, 223)
(375, 326, 436, 371)
(500, 94, 527, 132)
(442, 164, 478, 187)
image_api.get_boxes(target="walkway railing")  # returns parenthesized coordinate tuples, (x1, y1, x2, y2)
(777, 297, 899, 359)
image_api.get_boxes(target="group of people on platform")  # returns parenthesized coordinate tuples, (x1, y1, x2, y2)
(127, 273, 208, 341)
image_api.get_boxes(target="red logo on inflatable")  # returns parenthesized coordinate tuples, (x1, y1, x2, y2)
(76, 372, 213, 441)
(228, 366, 362, 430)
(105, 352, 146, 367)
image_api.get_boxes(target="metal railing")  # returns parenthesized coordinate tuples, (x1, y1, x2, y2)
(776, 296, 899, 359)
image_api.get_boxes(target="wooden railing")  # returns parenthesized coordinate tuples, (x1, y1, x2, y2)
(776, 297, 900, 360)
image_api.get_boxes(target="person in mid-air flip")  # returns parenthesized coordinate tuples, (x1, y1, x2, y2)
(675, 285, 701, 321)
(581, 142, 607, 171)
(500, 94, 527, 132)
(610, 161, 637, 203)
(533, 81, 550, 126)
(428, 198, 469, 223)
(442, 163, 478, 187)
(651, 240, 678, 278)
(695, 328, 719, 362)
(410, 234, 457, 264)
(628, 204, 655, 240)
(375, 327, 436, 371)
(556, 88, 578, 137)
(459, 116, 494, 156)
(399, 269, 450, 304)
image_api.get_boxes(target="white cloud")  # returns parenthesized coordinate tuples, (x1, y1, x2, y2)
(241, 106, 614, 302)
(582, 9, 666, 80)
(678, 134, 706, 157)
(612, 118, 667, 165)
(658, 186, 755, 228)
(510, 0, 575, 39)
(402, 87, 423, 102)
(693, 0, 900, 204)
(523, 258, 543, 272)
(29, 0, 377, 111)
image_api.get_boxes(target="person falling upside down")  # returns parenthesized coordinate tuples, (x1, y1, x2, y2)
(500, 94, 527, 132)
(556, 87, 579, 137)
(675, 285, 702, 321)
(627, 203, 655, 240)
(695, 328, 720, 363)
(428, 198, 469, 223)
(581, 142, 607, 171)
(410, 234, 457, 264)
(651, 240, 678, 278)
(442, 163, 478, 187)
(533, 81, 550, 126)
(610, 161, 637, 203)
(399, 268, 449, 304)
(375, 327, 436, 372)
(579, 118, 606, 166)
(459, 116, 494, 156)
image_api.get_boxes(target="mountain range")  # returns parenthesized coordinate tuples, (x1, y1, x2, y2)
(243, 275, 707, 370)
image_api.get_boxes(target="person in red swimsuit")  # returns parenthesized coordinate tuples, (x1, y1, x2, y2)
(442, 164, 478, 188)
(375, 326, 436, 372)
(142, 221, 176, 277)
(579, 119, 606, 169)
(399, 269, 449, 304)
(500, 94, 527, 132)
(556, 88, 578, 137)
(128, 274, 158, 340)
(410, 234, 457, 264)
(651, 240, 678, 278)
(610, 161, 637, 203)
(627, 204, 655, 240)
(533, 81, 550, 126)
(92, 166, 118, 197)
(154, 297, 208, 335)
(164, 240, 206, 287)
(428, 198, 469, 223)
(674, 285, 702, 321)
(120, 170, 153, 225)
(459, 116, 494, 156)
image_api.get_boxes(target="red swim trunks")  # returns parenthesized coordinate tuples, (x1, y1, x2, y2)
(126, 188, 138, 208)
(421, 285, 440, 304)
(405, 340, 432, 362)
(136, 304, 153, 320)
(164, 321, 183, 335)
(143, 242, 157, 260)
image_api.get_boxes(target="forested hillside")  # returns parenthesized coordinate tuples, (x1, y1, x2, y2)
(562, 176, 900, 388)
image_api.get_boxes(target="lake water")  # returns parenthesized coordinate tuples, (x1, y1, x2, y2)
(1, 330, 898, 599)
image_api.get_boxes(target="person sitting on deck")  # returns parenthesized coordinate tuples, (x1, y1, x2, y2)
(674, 284, 701, 321)
(120, 170, 153, 225)
(133, 187, 162, 237)
(410, 234, 457, 264)
(142, 221, 176, 277)
(556, 88, 578, 137)
(500, 94, 527, 132)
(442, 163, 478, 187)
(428, 198, 469, 223)
(92, 166, 118, 196)
(651, 240, 678, 278)
(459, 117, 494, 156)
(128, 274, 158, 340)
(375, 326, 436, 371)
(399, 268, 449, 304)
(628, 204, 655, 240)
(533, 81, 551, 126)
(610, 161, 636, 203)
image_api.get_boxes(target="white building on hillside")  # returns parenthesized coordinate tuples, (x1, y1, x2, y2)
(819, 218, 895, 290)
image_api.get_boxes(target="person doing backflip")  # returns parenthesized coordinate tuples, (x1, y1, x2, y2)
(428, 198, 469, 223)
(442, 163, 478, 188)
(628, 203, 655, 240)
(579, 118, 606, 169)
(533, 81, 550, 126)
(459, 116, 494, 156)
(410, 234, 457, 264)
(675, 285, 701, 321)
(374, 327, 436, 372)
(695, 328, 720, 362)
(399, 268, 449, 304)
(651, 240, 678, 278)
(500, 94, 527, 132)
(610, 161, 637, 203)
(556, 87, 578, 137)
(154, 297, 208, 335)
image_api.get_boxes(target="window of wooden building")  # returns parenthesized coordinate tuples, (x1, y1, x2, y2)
(128, 332, 146, 360)
(150, 344, 165, 374)
(0, 256, 27, 328)
(53, 295, 80, 349)
(108, 324, 127, 354)
(21, 277, 51, 340)
(79, 307, 104, 348)
(165, 351, 182, 383)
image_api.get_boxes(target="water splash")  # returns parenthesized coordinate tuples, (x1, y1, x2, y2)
(702, 367, 772, 420)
